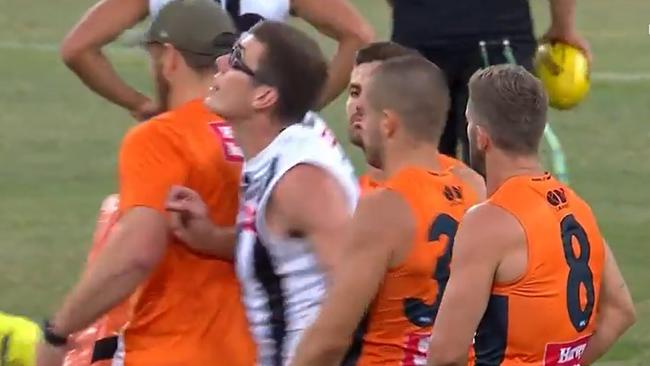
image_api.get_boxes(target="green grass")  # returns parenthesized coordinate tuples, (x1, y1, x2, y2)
(1, 0, 648, 363)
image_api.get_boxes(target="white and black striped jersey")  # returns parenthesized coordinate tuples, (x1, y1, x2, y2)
(235, 121, 359, 366)
(150, 0, 291, 31)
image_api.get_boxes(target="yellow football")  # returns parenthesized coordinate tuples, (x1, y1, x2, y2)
(534, 42, 590, 110)
(0, 312, 40, 366)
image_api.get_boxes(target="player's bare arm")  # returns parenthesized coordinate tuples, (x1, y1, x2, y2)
(268, 163, 352, 271)
(46, 207, 167, 339)
(428, 204, 523, 366)
(544, 0, 592, 62)
(39, 123, 183, 353)
(291, 0, 373, 109)
(60, 0, 158, 120)
(580, 242, 636, 365)
(165, 185, 237, 260)
(290, 189, 414, 366)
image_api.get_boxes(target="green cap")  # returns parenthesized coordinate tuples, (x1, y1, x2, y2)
(144, 0, 238, 65)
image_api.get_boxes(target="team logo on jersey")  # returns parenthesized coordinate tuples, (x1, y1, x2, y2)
(443, 185, 463, 204)
(543, 334, 591, 366)
(546, 188, 568, 209)
(209, 122, 244, 162)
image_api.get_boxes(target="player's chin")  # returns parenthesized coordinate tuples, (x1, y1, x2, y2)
(204, 94, 220, 113)
(348, 128, 363, 148)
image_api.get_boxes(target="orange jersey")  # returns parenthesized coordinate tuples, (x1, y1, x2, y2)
(472, 173, 605, 366)
(352, 167, 480, 365)
(115, 99, 254, 366)
(65, 194, 129, 366)
(359, 154, 465, 195)
(359, 174, 381, 193)
(438, 153, 465, 171)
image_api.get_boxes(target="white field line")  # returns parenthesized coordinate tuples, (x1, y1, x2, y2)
(2, 40, 650, 83)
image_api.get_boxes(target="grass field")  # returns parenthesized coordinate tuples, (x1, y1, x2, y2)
(1, 0, 649, 363)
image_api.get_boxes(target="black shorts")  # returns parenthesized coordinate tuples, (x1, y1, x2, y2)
(416, 39, 537, 162)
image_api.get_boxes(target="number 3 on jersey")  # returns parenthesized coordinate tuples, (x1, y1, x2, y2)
(561, 214, 595, 332)
(404, 214, 458, 327)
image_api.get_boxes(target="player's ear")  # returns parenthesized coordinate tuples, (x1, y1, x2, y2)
(476, 124, 491, 151)
(160, 43, 179, 78)
(252, 85, 278, 112)
(381, 109, 399, 138)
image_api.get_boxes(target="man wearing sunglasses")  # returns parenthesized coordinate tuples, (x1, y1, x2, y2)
(166, 21, 359, 366)
(36, 1, 255, 365)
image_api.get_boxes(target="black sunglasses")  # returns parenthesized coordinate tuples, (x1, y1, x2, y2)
(229, 42, 257, 78)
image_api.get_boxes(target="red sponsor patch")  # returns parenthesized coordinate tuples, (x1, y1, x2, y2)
(402, 332, 431, 366)
(209, 122, 244, 162)
(543, 335, 591, 366)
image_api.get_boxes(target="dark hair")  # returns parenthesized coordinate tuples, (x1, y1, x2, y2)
(250, 21, 328, 124)
(355, 41, 420, 66)
(468, 64, 548, 155)
(367, 55, 450, 142)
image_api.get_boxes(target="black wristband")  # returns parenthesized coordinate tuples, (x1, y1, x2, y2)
(41, 319, 68, 347)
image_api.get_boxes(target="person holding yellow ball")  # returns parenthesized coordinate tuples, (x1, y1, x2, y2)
(386, 0, 592, 164)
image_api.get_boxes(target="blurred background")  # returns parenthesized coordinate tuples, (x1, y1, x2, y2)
(1, 0, 648, 363)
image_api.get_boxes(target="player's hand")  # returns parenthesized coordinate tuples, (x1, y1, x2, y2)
(129, 98, 160, 122)
(541, 26, 593, 65)
(166, 185, 214, 249)
(36, 341, 68, 366)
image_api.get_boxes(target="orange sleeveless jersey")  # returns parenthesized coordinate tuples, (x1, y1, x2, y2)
(358, 154, 464, 194)
(114, 99, 254, 366)
(471, 173, 605, 366)
(350, 167, 480, 365)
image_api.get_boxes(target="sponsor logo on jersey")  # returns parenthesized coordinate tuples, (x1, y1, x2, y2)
(209, 122, 244, 162)
(543, 334, 591, 366)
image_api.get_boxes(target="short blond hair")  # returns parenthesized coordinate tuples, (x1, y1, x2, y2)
(468, 64, 548, 155)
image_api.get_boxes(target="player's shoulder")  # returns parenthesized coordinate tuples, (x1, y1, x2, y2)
(357, 187, 416, 235)
(124, 116, 176, 142)
(120, 113, 189, 159)
(460, 202, 524, 245)
(270, 163, 351, 222)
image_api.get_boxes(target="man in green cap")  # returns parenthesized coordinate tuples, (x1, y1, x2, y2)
(35, 1, 255, 365)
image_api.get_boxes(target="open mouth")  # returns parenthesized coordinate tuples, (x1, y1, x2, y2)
(349, 116, 363, 129)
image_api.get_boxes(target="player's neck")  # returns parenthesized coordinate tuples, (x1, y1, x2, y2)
(167, 77, 212, 109)
(383, 143, 441, 178)
(230, 115, 286, 160)
(486, 151, 544, 196)
(365, 164, 385, 182)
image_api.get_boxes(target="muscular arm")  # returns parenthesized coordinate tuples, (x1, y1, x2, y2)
(185, 226, 236, 259)
(51, 208, 167, 335)
(292, 0, 373, 109)
(290, 190, 414, 366)
(60, 0, 155, 119)
(270, 164, 352, 270)
(428, 204, 523, 366)
(581, 242, 636, 365)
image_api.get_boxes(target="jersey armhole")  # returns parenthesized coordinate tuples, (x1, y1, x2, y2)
(487, 201, 535, 293)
